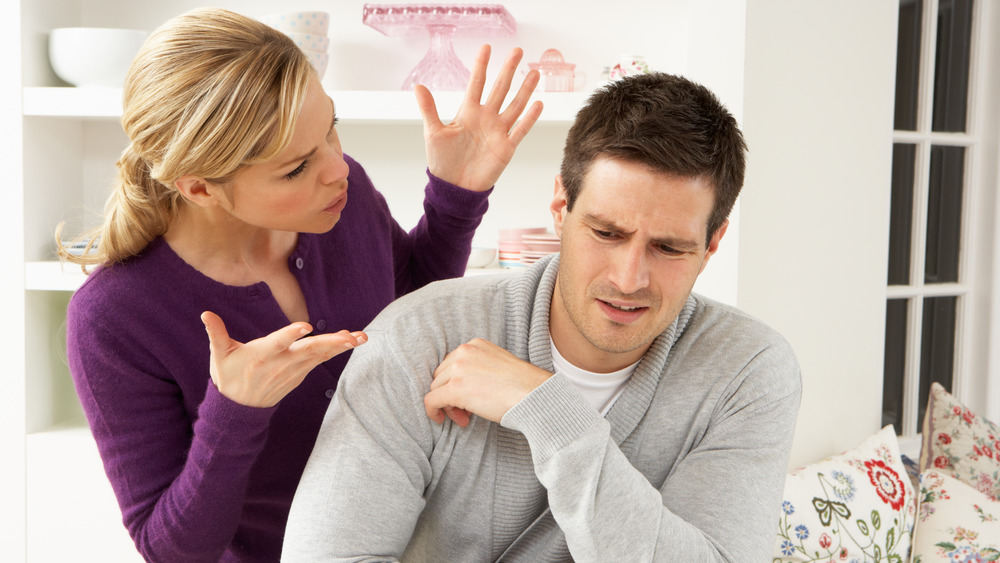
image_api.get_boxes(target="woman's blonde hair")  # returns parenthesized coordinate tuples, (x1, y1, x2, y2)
(57, 7, 313, 268)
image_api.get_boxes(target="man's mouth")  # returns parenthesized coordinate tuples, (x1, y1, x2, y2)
(603, 301, 643, 312)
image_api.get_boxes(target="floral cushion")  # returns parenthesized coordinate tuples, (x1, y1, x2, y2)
(773, 425, 916, 562)
(920, 382, 1000, 502)
(911, 470, 1000, 562)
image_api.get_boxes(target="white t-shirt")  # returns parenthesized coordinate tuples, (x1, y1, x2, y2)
(550, 338, 638, 416)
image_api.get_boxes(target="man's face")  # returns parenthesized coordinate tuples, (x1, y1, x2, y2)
(549, 156, 727, 373)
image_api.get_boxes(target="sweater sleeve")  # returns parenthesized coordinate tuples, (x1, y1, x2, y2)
(67, 293, 276, 563)
(282, 330, 434, 562)
(390, 169, 491, 296)
(501, 343, 801, 562)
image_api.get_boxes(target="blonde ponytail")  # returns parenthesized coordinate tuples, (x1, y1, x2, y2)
(57, 7, 313, 269)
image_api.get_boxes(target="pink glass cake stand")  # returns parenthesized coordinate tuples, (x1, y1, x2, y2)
(362, 4, 516, 91)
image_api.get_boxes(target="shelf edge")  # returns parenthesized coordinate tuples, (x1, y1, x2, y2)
(23, 87, 587, 123)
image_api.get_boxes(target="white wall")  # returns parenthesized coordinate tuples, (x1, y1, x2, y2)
(741, 0, 899, 467)
(1, 0, 26, 559)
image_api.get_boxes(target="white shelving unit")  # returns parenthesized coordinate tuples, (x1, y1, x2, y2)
(21, 87, 586, 293)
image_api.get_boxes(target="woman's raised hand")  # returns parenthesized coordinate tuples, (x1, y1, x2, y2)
(415, 44, 543, 193)
(201, 311, 366, 408)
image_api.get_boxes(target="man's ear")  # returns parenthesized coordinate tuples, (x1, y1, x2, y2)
(174, 175, 224, 208)
(550, 175, 569, 237)
(698, 219, 729, 274)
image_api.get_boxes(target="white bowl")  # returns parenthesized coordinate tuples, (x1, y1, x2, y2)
(466, 247, 497, 269)
(260, 12, 330, 36)
(48, 27, 148, 88)
(285, 32, 330, 52)
(302, 49, 329, 77)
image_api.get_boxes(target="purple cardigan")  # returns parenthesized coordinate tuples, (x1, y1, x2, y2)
(66, 155, 490, 562)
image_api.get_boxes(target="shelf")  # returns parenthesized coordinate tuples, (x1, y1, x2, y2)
(23, 87, 588, 124)
(25, 261, 89, 291)
(26, 422, 144, 562)
(26, 260, 517, 292)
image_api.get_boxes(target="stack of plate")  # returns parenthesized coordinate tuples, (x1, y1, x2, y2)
(519, 232, 560, 265)
(497, 228, 560, 268)
(260, 11, 330, 77)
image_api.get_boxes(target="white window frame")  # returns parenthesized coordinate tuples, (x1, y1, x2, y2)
(888, 0, 999, 456)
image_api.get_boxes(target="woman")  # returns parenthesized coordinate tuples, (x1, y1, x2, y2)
(62, 7, 541, 562)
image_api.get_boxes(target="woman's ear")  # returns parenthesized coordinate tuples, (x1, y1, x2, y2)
(174, 175, 222, 208)
(550, 175, 569, 237)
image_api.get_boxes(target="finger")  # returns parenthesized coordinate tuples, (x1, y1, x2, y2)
(506, 99, 545, 148)
(267, 321, 314, 354)
(483, 47, 524, 111)
(443, 406, 471, 428)
(461, 44, 491, 107)
(414, 83, 443, 135)
(201, 311, 235, 356)
(288, 329, 367, 360)
(424, 392, 447, 424)
(499, 67, 540, 123)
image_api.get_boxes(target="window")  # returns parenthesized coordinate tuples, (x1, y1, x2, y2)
(884, 0, 976, 438)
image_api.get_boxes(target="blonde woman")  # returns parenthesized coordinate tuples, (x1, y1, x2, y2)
(62, 7, 541, 562)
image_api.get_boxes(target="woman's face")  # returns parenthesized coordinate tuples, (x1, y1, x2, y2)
(216, 76, 350, 234)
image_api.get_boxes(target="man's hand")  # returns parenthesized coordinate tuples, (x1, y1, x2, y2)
(424, 338, 552, 426)
(415, 44, 543, 192)
(202, 311, 366, 408)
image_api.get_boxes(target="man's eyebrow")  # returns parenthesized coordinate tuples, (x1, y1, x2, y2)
(583, 213, 702, 252)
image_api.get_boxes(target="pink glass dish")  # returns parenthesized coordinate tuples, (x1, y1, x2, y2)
(362, 4, 516, 91)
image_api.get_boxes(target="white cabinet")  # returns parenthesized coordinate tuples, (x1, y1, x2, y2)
(11, 0, 745, 559)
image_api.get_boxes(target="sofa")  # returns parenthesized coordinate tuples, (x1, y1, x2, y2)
(772, 383, 1000, 562)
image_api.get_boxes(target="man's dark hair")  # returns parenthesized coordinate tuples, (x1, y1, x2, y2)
(560, 72, 747, 245)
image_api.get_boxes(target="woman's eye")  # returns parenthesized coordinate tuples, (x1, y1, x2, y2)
(285, 160, 308, 180)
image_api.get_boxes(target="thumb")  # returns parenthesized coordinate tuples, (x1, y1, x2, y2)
(414, 84, 443, 135)
(201, 310, 232, 357)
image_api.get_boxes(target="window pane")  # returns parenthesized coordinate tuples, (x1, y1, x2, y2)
(883, 299, 909, 432)
(932, 0, 974, 132)
(895, 0, 923, 130)
(888, 144, 917, 285)
(925, 145, 964, 283)
(918, 296, 956, 429)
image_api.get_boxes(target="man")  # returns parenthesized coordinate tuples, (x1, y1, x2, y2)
(282, 73, 801, 562)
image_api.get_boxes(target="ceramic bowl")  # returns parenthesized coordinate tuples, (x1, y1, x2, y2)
(466, 247, 497, 269)
(302, 49, 329, 77)
(285, 32, 330, 53)
(260, 11, 330, 36)
(48, 27, 148, 88)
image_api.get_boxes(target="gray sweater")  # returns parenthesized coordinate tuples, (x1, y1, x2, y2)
(283, 255, 801, 562)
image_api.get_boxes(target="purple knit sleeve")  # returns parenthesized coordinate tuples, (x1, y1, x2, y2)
(391, 169, 492, 296)
(67, 283, 276, 562)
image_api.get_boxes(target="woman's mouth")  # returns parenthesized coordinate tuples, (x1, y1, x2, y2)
(323, 192, 348, 215)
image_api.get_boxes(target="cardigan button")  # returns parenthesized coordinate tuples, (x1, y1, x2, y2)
(315, 319, 327, 331)
(295, 257, 304, 269)
(325, 389, 335, 399)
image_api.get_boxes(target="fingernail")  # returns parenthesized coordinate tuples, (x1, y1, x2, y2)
(344, 342, 355, 349)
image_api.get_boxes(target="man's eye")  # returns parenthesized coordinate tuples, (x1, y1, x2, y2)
(657, 244, 683, 256)
(594, 229, 617, 239)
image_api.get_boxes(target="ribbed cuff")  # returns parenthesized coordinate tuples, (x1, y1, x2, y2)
(425, 168, 493, 219)
(500, 374, 603, 464)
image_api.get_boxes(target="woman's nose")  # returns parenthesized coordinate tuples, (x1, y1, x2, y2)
(318, 145, 349, 185)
